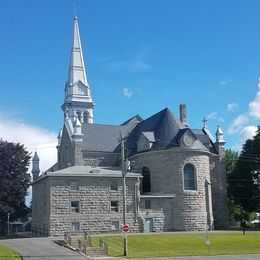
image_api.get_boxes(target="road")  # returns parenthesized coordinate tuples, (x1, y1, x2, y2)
(0, 237, 91, 260)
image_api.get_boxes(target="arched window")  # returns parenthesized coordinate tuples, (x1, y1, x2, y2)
(83, 112, 89, 123)
(142, 167, 151, 193)
(183, 164, 196, 191)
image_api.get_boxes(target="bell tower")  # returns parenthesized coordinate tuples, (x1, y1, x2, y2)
(61, 16, 94, 124)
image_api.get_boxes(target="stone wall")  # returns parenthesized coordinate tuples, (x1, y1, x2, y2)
(58, 126, 74, 169)
(210, 154, 228, 228)
(31, 177, 51, 233)
(45, 175, 142, 236)
(130, 149, 211, 231)
(83, 151, 119, 167)
(139, 197, 174, 231)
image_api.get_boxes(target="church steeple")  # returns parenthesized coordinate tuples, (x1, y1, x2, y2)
(62, 16, 94, 124)
(32, 151, 40, 181)
(69, 16, 88, 86)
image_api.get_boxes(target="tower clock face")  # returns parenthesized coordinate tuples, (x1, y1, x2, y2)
(78, 86, 83, 92)
(183, 133, 195, 147)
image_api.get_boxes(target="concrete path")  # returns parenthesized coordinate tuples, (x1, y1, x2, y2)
(0, 237, 91, 260)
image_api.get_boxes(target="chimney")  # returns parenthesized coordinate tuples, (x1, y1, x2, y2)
(179, 104, 188, 127)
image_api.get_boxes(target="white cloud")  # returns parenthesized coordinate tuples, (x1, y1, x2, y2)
(0, 113, 57, 206)
(228, 90, 260, 137)
(240, 126, 258, 144)
(228, 113, 249, 134)
(227, 103, 238, 112)
(233, 125, 258, 151)
(218, 117, 224, 123)
(123, 88, 133, 98)
(0, 113, 57, 172)
(207, 112, 218, 120)
(249, 91, 260, 119)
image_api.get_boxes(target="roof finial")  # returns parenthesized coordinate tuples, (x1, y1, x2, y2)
(203, 117, 208, 129)
(73, 1, 77, 19)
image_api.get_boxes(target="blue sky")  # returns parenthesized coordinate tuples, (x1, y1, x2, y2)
(1, 0, 260, 173)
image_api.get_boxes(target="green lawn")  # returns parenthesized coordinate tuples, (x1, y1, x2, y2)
(91, 232, 260, 258)
(0, 244, 20, 260)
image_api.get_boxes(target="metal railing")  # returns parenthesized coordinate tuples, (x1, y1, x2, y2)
(99, 239, 108, 255)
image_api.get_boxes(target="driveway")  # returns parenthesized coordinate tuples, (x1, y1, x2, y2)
(0, 237, 91, 260)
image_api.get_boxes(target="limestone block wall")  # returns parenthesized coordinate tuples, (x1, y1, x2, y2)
(210, 155, 228, 228)
(139, 197, 174, 231)
(48, 176, 141, 236)
(83, 151, 119, 167)
(131, 149, 211, 231)
(73, 140, 84, 166)
(58, 126, 74, 169)
(32, 177, 51, 233)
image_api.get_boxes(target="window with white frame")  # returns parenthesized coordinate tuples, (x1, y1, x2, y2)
(111, 201, 119, 212)
(111, 221, 120, 230)
(71, 200, 80, 213)
(71, 222, 80, 232)
(183, 163, 197, 191)
(70, 181, 79, 191)
(110, 180, 118, 191)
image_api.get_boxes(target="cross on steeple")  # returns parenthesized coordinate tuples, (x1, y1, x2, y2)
(202, 117, 208, 129)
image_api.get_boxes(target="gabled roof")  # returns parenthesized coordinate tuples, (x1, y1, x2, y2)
(167, 128, 209, 152)
(121, 115, 143, 125)
(192, 129, 218, 154)
(141, 132, 155, 142)
(81, 116, 140, 152)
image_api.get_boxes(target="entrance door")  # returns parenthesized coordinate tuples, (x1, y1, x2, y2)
(144, 218, 153, 232)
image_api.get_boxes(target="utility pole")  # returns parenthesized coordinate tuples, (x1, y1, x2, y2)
(120, 133, 127, 256)
(7, 213, 10, 236)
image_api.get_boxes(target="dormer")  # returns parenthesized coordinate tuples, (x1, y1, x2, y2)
(137, 131, 155, 152)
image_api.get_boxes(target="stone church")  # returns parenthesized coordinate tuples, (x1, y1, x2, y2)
(31, 16, 228, 236)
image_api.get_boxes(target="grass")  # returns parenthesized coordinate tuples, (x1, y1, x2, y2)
(91, 231, 260, 258)
(0, 244, 20, 260)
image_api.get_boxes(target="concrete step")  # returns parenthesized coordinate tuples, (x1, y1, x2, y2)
(84, 247, 106, 257)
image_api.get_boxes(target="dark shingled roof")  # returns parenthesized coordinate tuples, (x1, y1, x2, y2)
(81, 118, 138, 152)
(81, 108, 217, 155)
(126, 108, 186, 153)
(192, 129, 218, 154)
(121, 115, 143, 125)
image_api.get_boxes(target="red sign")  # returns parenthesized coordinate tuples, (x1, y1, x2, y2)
(122, 224, 129, 233)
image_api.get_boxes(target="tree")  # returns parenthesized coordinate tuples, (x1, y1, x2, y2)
(0, 140, 31, 233)
(225, 149, 241, 221)
(225, 149, 239, 176)
(228, 127, 260, 216)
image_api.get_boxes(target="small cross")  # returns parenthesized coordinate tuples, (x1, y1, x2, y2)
(203, 117, 208, 129)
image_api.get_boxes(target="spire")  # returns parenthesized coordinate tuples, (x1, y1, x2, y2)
(68, 16, 88, 86)
(32, 151, 40, 181)
(215, 125, 225, 144)
(215, 125, 226, 156)
(62, 16, 94, 124)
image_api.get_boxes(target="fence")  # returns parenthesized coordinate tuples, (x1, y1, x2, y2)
(64, 231, 108, 256)
(99, 239, 108, 255)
